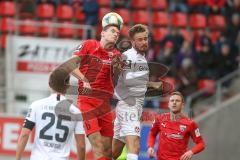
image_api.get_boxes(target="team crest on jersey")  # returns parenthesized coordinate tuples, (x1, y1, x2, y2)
(179, 125, 186, 132)
(195, 128, 201, 137)
(135, 126, 140, 133)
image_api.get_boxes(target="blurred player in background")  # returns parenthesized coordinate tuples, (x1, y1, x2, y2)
(50, 12, 124, 160)
(147, 91, 205, 160)
(16, 70, 85, 160)
(112, 24, 162, 160)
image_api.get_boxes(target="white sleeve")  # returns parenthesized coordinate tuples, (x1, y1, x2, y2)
(75, 121, 85, 134)
(25, 102, 37, 123)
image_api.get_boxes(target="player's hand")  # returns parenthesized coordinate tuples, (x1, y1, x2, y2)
(147, 147, 155, 158)
(180, 150, 193, 160)
(82, 81, 91, 94)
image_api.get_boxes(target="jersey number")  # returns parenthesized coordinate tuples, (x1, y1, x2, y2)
(39, 112, 70, 142)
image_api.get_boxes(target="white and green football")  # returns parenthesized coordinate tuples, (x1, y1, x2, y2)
(102, 12, 124, 30)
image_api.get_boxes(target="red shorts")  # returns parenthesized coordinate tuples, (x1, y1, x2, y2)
(77, 96, 113, 137)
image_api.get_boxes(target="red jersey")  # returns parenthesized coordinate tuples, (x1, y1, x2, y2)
(74, 40, 120, 98)
(148, 113, 205, 160)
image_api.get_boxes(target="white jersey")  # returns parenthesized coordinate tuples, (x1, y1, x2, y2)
(114, 47, 149, 100)
(25, 94, 84, 160)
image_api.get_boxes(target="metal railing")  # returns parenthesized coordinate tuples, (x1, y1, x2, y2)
(186, 68, 240, 118)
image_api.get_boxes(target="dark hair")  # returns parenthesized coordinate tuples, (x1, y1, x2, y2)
(49, 68, 70, 94)
(170, 91, 185, 103)
(128, 24, 148, 38)
(103, 24, 120, 31)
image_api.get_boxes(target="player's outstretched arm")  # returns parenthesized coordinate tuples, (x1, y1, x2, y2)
(75, 134, 86, 160)
(147, 81, 163, 90)
(16, 128, 31, 160)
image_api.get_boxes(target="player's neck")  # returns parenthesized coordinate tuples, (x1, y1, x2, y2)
(100, 40, 115, 51)
(170, 112, 183, 121)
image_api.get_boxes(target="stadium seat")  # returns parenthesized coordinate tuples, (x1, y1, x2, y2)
(97, 0, 110, 7)
(187, 0, 206, 6)
(160, 99, 169, 109)
(38, 20, 53, 37)
(197, 79, 215, 95)
(150, 0, 168, 10)
(152, 12, 169, 27)
(0, 17, 15, 33)
(208, 15, 226, 30)
(116, 9, 130, 24)
(56, 22, 73, 38)
(171, 12, 188, 28)
(56, 5, 73, 20)
(152, 27, 168, 42)
(210, 31, 220, 44)
(19, 19, 37, 35)
(161, 76, 176, 90)
(189, 14, 207, 29)
(98, 8, 111, 22)
(179, 29, 192, 41)
(132, 10, 149, 24)
(36, 4, 55, 19)
(0, 1, 15, 17)
(131, 0, 148, 9)
(121, 25, 130, 37)
(0, 34, 7, 49)
(75, 9, 85, 22)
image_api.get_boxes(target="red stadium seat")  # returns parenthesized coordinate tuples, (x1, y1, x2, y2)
(38, 20, 53, 36)
(36, 4, 55, 19)
(171, 12, 188, 28)
(208, 15, 226, 30)
(98, 8, 111, 22)
(0, 34, 7, 49)
(197, 79, 215, 95)
(132, 10, 149, 24)
(121, 25, 130, 37)
(179, 29, 192, 41)
(75, 9, 85, 22)
(189, 14, 207, 29)
(56, 22, 73, 38)
(152, 27, 168, 42)
(150, 0, 168, 10)
(188, 0, 206, 6)
(56, 5, 73, 20)
(97, 0, 110, 7)
(0, 1, 15, 17)
(116, 9, 130, 24)
(210, 31, 220, 44)
(152, 12, 169, 27)
(0, 17, 15, 33)
(131, 0, 148, 9)
(161, 76, 176, 90)
(160, 99, 169, 109)
(19, 19, 37, 35)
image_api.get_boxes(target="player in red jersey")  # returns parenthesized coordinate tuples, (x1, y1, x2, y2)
(147, 91, 205, 160)
(50, 12, 124, 160)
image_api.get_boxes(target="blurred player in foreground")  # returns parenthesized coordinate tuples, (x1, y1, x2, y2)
(50, 12, 124, 160)
(147, 91, 205, 160)
(112, 24, 163, 160)
(16, 70, 85, 160)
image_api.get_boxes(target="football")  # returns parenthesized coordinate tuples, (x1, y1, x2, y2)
(102, 12, 124, 30)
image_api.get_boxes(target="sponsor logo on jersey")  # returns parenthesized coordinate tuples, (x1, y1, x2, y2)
(167, 133, 184, 139)
(161, 123, 166, 128)
(139, 65, 149, 71)
(195, 128, 201, 137)
(179, 125, 186, 132)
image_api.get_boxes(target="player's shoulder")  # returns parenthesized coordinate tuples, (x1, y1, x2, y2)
(122, 48, 137, 58)
(181, 116, 196, 126)
(30, 96, 50, 109)
(154, 112, 169, 122)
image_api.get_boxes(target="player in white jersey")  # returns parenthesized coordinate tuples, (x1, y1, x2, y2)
(112, 24, 162, 160)
(16, 72, 85, 160)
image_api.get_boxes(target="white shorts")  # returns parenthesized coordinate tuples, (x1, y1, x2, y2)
(113, 98, 143, 142)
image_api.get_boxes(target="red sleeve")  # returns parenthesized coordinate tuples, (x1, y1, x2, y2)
(73, 40, 91, 57)
(190, 121, 205, 154)
(147, 116, 161, 148)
